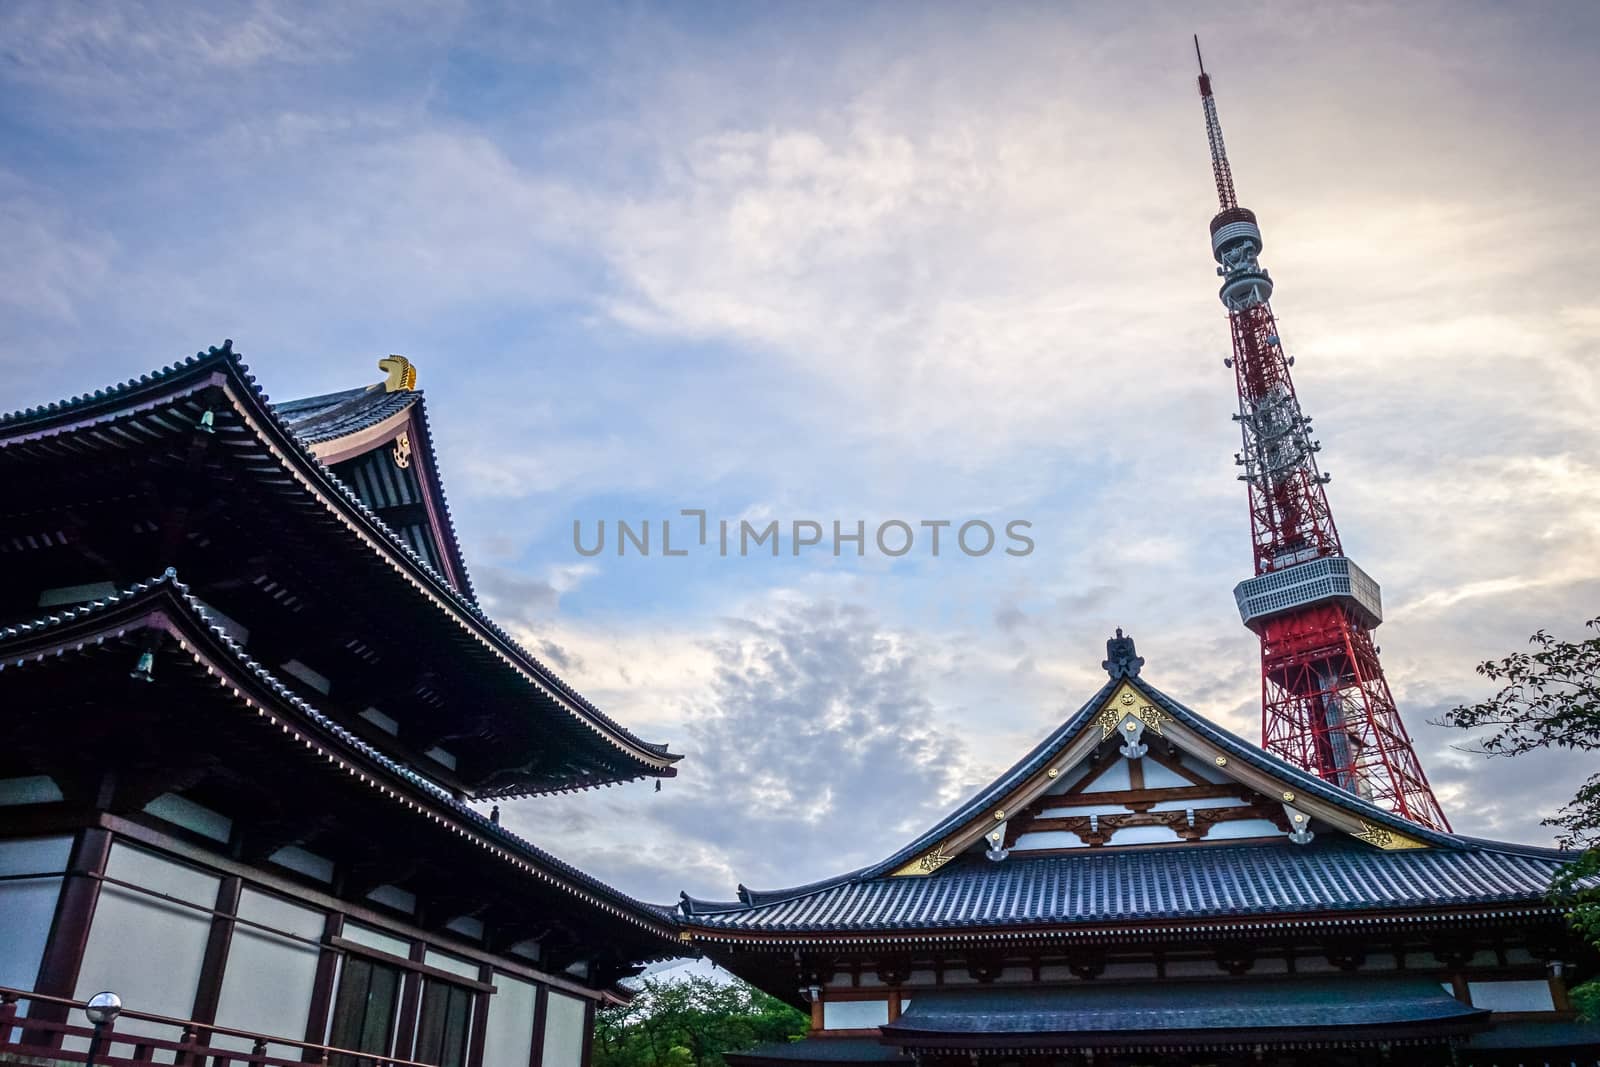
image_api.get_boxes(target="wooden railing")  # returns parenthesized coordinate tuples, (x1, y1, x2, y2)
(0, 987, 437, 1067)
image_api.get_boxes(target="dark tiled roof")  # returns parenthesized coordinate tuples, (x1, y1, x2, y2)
(726, 1039, 905, 1065)
(849, 675, 1457, 887)
(682, 837, 1567, 935)
(273, 381, 481, 604)
(273, 385, 414, 444)
(882, 978, 1485, 1044)
(1465, 1020, 1600, 1050)
(0, 572, 681, 935)
(685, 671, 1483, 925)
(0, 343, 676, 773)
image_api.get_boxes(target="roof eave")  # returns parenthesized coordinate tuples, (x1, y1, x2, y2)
(0, 573, 685, 943)
(0, 343, 680, 781)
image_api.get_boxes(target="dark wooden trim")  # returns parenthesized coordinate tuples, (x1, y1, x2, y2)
(0, 807, 99, 837)
(1063, 757, 1119, 795)
(1042, 783, 1252, 809)
(528, 984, 549, 1067)
(1550, 971, 1573, 1012)
(30, 827, 113, 1043)
(301, 913, 344, 1058)
(191, 875, 243, 1031)
(465, 964, 493, 1067)
(326, 938, 498, 994)
(391, 941, 426, 1062)
(579, 999, 594, 1067)
(1144, 747, 1215, 787)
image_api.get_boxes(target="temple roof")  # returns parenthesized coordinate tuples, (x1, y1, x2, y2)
(680, 837, 1566, 937)
(274, 384, 418, 444)
(0, 342, 679, 792)
(879, 978, 1487, 1051)
(0, 571, 681, 940)
(726, 1039, 903, 1065)
(271, 372, 476, 597)
(680, 636, 1581, 941)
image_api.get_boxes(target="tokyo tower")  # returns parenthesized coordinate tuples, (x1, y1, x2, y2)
(1192, 39, 1450, 830)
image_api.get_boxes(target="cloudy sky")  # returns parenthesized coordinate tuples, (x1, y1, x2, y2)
(4, 1, 1597, 903)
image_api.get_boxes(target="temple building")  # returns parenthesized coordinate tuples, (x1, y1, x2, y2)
(0, 345, 682, 1067)
(680, 633, 1600, 1066)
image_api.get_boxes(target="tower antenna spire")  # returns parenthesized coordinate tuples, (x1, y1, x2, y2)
(1190, 48, 1450, 832)
(1194, 38, 1237, 210)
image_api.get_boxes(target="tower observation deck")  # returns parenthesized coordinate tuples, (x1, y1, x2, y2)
(1192, 39, 1449, 831)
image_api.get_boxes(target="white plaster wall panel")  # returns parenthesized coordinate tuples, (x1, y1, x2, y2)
(70, 845, 221, 1061)
(823, 1000, 888, 1030)
(540, 991, 588, 1067)
(211, 890, 323, 1058)
(481, 974, 537, 1067)
(1469, 980, 1555, 1012)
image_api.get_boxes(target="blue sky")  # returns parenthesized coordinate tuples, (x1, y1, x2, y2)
(4, 1, 1598, 902)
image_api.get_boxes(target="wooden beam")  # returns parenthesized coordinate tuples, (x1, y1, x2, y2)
(1034, 783, 1253, 810)
(1143, 746, 1216, 787)
(191, 876, 243, 1035)
(301, 913, 344, 1057)
(529, 985, 549, 1067)
(29, 827, 113, 1044)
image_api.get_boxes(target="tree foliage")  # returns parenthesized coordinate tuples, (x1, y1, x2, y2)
(593, 974, 807, 1067)
(1436, 616, 1600, 1019)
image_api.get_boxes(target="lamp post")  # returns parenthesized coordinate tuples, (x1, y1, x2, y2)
(83, 991, 121, 1067)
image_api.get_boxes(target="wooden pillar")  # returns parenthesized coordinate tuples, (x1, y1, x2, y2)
(886, 990, 901, 1024)
(1549, 967, 1573, 1013)
(392, 942, 426, 1061)
(301, 913, 343, 1060)
(579, 999, 595, 1067)
(528, 985, 549, 1067)
(465, 964, 494, 1067)
(809, 989, 823, 1033)
(191, 875, 243, 1040)
(29, 828, 113, 1045)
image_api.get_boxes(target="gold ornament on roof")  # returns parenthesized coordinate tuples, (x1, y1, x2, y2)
(917, 844, 951, 873)
(392, 431, 413, 470)
(1097, 700, 1167, 741)
(379, 354, 417, 392)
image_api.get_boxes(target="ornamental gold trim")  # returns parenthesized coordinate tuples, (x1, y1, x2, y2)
(1096, 688, 1167, 740)
(891, 842, 954, 877)
(1355, 819, 1427, 851)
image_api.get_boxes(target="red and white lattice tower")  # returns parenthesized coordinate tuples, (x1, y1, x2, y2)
(1192, 39, 1450, 830)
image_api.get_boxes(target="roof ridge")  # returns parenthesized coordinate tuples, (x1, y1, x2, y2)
(0, 345, 236, 426)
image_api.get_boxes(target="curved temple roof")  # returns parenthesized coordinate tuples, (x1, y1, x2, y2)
(273, 380, 477, 599)
(0, 571, 681, 940)
(679, 646, 1581, 941)
(0, 342, 680, 789)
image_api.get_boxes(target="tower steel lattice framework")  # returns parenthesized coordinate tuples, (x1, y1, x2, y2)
(1193, 40, 1450, 830)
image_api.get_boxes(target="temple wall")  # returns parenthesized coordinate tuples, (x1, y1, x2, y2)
(0, 825, 604, 1067)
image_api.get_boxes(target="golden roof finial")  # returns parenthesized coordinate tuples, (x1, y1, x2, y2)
(378, 354, 416, 392)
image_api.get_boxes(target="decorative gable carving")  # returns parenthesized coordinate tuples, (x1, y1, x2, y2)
(889, 676, 1430, 876)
